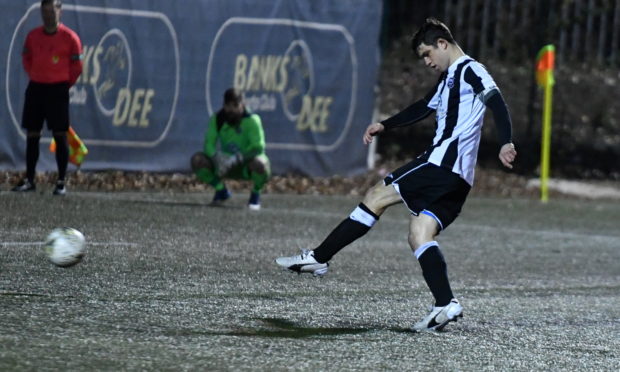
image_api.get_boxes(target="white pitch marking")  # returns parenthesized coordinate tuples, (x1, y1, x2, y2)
(0, 242, 139, 247)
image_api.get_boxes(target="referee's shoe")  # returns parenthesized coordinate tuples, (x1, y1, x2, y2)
(412, 299, 463, 332)
(53, 180, 66, 196)
(11, 179, 36, 192)
(275, 249, 328, 277)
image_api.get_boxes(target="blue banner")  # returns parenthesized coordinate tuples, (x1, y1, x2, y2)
(0, 0, 381, 177)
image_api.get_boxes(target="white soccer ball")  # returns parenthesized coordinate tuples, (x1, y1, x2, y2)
(44, 227, 86, 267)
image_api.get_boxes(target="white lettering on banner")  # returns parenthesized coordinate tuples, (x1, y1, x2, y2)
(297, 95, 332, 133)
(234, 50, 332, 132)
(69, 86, 88, 105)
(72, 44, 104, 106)
(113, 88, 155, 127)
(245, 94, 277, 112)
(78, 45, 103, 85)
(234, 54, 289, 92)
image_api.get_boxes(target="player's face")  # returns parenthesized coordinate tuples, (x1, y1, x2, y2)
(41, 3, 61, 32)
(223, 101, 244, 123)
(417, 40, 450, 72)
(224, 101, 243, 116)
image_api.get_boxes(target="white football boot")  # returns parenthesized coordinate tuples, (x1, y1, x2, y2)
(412, 299, 463, 332)
(275, 249, 329, 277)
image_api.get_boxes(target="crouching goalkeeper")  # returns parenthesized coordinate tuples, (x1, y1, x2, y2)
(191, 88, 270, 210)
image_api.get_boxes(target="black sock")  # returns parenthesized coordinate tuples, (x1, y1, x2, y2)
(312, 203, 379, 263)
(53, 133, 69, 181)
(416, 244, 454, 307)
(26, 136, 40, 183)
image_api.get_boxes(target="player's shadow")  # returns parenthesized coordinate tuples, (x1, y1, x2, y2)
(203, 317, 413, 339)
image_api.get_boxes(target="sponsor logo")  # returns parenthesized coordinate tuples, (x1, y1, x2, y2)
(206, 18, 358, 151)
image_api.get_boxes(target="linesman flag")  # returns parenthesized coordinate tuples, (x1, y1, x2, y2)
(536, 45, 555, 87)
(49, 126, 89, 166)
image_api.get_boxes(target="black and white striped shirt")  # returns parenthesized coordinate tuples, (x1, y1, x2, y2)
(382, 55, 511, 186)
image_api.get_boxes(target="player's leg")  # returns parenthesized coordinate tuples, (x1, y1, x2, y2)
(191, 152, 217, 184)
(381, 160, 468, 331)
(46, 82, 71, 195)
(13, 82, 44, 192)
(409, 213, 455, 306)
(191, 152, 230, 203)
(275, 181, 401, 275)
(307, 159, 431, 264)
(23, 131, 42, 189)
(246, 154, 270, 210)
(311, 181, 402, 263)
(51, 131, 68, 195)
(409, 213, 463, 332)
(274, 159, 433, 275)
(408, 175, 470, 332)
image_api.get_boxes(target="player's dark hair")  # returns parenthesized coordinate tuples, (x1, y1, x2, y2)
(223, 88, 243, 104)
(411, 18, 455, 52)
(41, 0, 61, 8)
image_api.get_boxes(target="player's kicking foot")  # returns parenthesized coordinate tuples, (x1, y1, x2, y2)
(275, 249, 329, 277)
(411, 299, 463, 332)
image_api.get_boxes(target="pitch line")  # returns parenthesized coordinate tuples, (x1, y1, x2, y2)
(0, 241, 139, 247)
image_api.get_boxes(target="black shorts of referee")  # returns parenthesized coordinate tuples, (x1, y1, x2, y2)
(22, 81, 70, 132)
(384, 158, 471, 231)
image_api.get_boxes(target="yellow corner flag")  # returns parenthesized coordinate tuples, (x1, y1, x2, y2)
(50, 126, 89, 166)
(536, 45, 555, 88)
(535, 45, 555, 202)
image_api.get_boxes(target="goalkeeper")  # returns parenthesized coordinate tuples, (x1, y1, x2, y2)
(191, 88, 270, 210)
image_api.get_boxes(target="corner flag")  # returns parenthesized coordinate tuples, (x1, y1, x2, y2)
(535, 45, 555, 202)
(536, 45, 555, 88)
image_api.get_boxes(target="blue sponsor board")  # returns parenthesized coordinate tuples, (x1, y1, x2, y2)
(0, 0, 381, 177)
(207, 18, 357, 152)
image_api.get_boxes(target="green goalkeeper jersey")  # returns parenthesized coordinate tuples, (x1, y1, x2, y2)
(204, 110, 266, 161)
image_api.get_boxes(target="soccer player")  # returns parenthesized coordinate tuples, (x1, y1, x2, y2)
(191, 88, 270, 210)
(12, 0, 83, 196)
(275, 18, 517, 332)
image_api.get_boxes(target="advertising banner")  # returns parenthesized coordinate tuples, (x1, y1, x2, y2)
(0, 0, 381, 176)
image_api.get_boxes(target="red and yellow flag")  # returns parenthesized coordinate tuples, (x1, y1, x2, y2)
(49, 126, 88, 166)
(536, 45, 555, 87)
(535, 45, 555, 202)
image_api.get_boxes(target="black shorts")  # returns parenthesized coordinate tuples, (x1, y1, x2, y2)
(384, 158, 471, 231)
(22, 81, 70, 132)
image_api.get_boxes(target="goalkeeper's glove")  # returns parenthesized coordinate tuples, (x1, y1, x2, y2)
(216, 152, 243, 177)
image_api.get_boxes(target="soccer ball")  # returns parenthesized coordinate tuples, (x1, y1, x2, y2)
(44, 227, 86, 267)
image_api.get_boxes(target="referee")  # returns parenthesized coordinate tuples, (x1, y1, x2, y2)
(276, 18, 517, 332)
(12, 0, 82, 195)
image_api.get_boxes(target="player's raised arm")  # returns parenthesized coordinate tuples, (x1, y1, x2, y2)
(364, 98, 435, 145)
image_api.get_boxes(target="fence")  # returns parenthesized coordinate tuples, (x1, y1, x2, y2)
(383, 0, 620, 67)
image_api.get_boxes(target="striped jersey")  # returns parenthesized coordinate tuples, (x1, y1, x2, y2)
(419, 55, 498, 185)
(382, 55, 502, 186)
